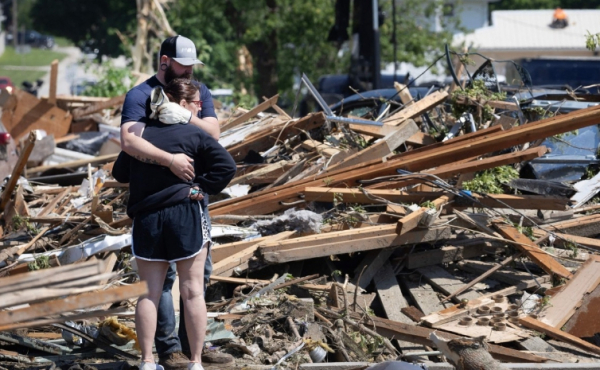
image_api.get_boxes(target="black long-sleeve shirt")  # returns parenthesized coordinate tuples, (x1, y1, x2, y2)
(112, 122, 236, 218)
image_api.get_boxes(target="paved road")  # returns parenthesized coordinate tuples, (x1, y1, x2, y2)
(37, 46, 94, 98)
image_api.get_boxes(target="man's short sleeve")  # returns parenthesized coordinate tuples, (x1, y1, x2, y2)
(198, 83, 217, 119)
(121, 88, 149, 126)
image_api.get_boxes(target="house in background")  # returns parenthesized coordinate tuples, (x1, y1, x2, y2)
(454, 9, 600, 75)
(433, 0, 500, 33)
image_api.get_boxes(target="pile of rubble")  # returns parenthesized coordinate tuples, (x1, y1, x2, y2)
(1, 69, 600, 370)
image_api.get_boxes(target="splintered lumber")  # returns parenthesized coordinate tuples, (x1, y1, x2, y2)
(48, 60, 58, 105)
(395, 207, 428, 235)
(361, 315, 547, 363)
(0, 282, 148, 326)
(0, 131, 36, 211)
(328, 119, 419, 171)
(519, 316, 600, 356)
(221, 94, 279, 132)
(227, 112, 326, 161)
(301, 140, 339, 157)
(211, 235, 271, 263)
(494, 223, 573, 280)
(370, 146, 548, 190)
(211, 105, 600, 217)
(305, 187, 569, 211)
(71, 94, 126, 119)
(407, 239, 504, 269)
(212, 231, 295, 276)
(533, 230, 600, 252)
(383, 90, 449, 126)
(1, 89, 72, 141)
(0, 259, 104, 295)
(27, 153, 119, 174)
(541, 256, 600, 328)
(458, 260, 552, 287)
(230, 162, 295, 186)
(260, 227, 451, 264)
(373, 261, 427, 353)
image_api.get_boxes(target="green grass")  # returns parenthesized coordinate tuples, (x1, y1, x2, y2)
(0, 46, 67, 67)
(0, 68, 46, 89)
(53, 37, 74, 47)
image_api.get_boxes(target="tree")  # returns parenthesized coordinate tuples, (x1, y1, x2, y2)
(29, 0, 137, 58)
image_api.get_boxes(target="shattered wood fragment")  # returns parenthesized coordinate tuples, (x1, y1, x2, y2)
(540, 256, 600, 328)
(27, 153, 119, 174)
(407, 239, 504, 269)
(0, 282, 147, 326)
(383, 90, 449, 126)
(300, 140, 340, 157)
(221, 94, 279, 131)
(493, 223, 573, 280)
(71, 94, 126, 119)
(0, 130, 37, 211)
(416, 265, 480, 303)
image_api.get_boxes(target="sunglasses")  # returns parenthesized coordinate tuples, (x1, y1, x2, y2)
(189, 100, 203, 108)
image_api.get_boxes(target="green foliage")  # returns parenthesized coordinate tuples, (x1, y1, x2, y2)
(462, 165, 519, 194)
(83, 62, 133, 98)
(515, 223, 535, 240)
(564, 241, 579, 258)
(420, 201, 436, 209)
(12, 215, 38, 235)
(450, 80, 507, 121)
(30, 0, 137, 58)
(379, 0, 464, 69)
(586, 32, 600, 52)
(28, 255, 50, 271)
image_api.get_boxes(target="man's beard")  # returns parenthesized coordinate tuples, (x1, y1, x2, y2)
(164, 64, 192, 84)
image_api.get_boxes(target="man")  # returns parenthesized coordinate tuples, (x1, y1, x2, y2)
(120, 35, 233, 369)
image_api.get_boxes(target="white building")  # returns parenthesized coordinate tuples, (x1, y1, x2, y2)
(434, 0, 500, 33)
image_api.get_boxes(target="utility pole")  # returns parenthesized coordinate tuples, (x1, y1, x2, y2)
(12, 0, 17, 49)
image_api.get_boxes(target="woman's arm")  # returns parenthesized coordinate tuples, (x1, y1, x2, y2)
(193, 137, 236, 195)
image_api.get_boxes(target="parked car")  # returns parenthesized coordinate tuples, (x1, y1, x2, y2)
(0, 77, 14, 92)
(5, 30, 55, 49)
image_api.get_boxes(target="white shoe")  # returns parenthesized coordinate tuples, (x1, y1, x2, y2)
(188, 363, 204, 370)
(140, 362, 164, 370)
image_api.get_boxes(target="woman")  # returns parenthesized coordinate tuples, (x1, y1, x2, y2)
(113, 78, 236, 370)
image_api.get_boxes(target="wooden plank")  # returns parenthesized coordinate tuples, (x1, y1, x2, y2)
(0, 259, 104, 295)
(541, 256, 600, 328)
(209, 276, 270, 285)
(263, 95, 291, 119)
(416, 265, 480, 302)
(300, 140, 339, 157)
(212, 231, 295, 276)
(221, 94, 278, 131)
(406, 131, 437, 146)
(47, 60, 58, 106)
(0, 282, 148, 326)
(305, 187, 569, 211)
(407, 240, 502, 269)
(0, 131, 36, 211)
(494, 223, 573, 280)
(394, 82, 415, 106)
(533, 230, 600, 252)
(72, 94, 126, 119)
(458, 260, 551, 288)
(261, 227, 451, 264)
(211, 236, 270, 263)
(352, 248, 395, 289)
(373, 261, 427, 353)
(328, 119, 419, 171)
(27, 153, 119, 174)
(540, 213, 600, 238)
(519, 316, 600, 356)
(383, 90, 448, 126)
(395, 207, 427, 235)
(361, 315, 547, 363)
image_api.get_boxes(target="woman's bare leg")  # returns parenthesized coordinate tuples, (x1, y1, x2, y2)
(176, 246, 208, 364)
(135, 259, 169, 363)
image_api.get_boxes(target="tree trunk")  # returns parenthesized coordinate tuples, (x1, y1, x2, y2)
(248, 34, 278, 101)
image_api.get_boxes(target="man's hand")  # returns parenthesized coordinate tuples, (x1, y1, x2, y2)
(158, 102, 192, 124)
(189, 186, 204, 201)
(170, 153, 195, 181)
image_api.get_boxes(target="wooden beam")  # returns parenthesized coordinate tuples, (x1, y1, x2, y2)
(221, 94, 279, 132)
(212, 231, 295, 276)
(261, 228, 451, 264)
(383, 90, 448, 126)
(0, 282, 148, 326)
(519, 316, 600, 356)
(47, 60, 59, 106)
(71, 94, 126, 120)
(533, 229, 600, 252)
(540, 256, 600, 328)
(494, 223, 573, 280)
(328, 119, 419, 171)
(1, 131, 36, 211)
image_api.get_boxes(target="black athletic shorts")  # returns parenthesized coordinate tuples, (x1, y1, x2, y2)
(132, 198, 211, 262)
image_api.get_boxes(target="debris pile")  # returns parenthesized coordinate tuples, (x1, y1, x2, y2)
(1, 69, 600, 370)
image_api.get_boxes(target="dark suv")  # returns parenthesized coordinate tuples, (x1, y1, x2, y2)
(5, 30, 55, 49)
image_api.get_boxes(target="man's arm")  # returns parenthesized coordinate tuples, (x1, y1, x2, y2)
(121, 121, 195, 181)
(189, 116, 219, 140)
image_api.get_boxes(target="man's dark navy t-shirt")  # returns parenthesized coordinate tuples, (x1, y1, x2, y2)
(121, 76, 217, 126)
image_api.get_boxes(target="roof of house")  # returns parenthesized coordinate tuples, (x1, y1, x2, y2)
(455, 9, 600, 51)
